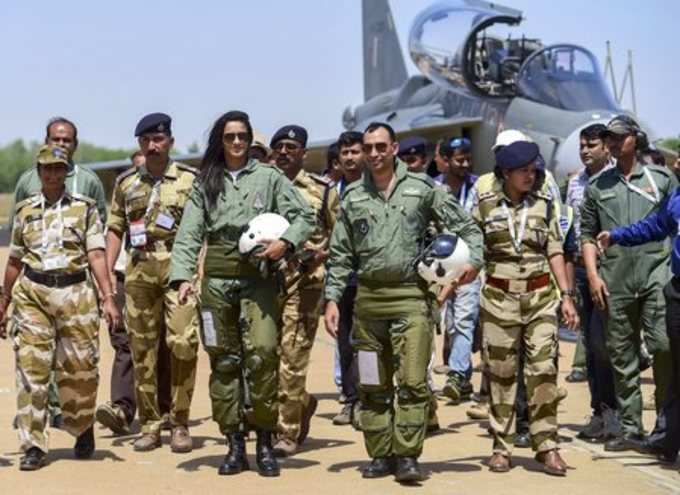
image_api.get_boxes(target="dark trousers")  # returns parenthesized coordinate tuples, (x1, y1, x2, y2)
(110, 278, 171, 423)
(575, 267, 617, 415)
(338, 285, 358, 404)
(646, 277, 680, 460)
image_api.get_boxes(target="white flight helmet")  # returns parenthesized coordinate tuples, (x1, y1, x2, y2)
(492, 129, 532, 151)
(417, 234, 470, 286)
(238, 213, 290, 255)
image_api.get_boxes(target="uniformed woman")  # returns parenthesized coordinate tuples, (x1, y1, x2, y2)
(471, 141, 578, 476)
(169, 111, 314, 477)
(0, 144, 120, 471)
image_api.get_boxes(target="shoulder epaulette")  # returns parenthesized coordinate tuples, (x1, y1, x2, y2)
(115, 167, 137, 186)
(535, 189, 552, 201)
(308, 173, 333, 187)
(175, 162, 198, 175)
(646, 164, 672, 178)
(70, 193, 96, 206)
(405, 171, 435, 187)
(341, 180, 363, 199)
(14, 194, 39, 215)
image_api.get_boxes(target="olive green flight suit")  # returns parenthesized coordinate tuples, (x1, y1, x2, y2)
(581, 163, 676, 435)
(325, 160, 483, 458)
(169, 159, 315, 434)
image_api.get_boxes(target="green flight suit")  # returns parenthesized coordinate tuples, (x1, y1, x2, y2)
(581, 162, 676, 435)
(325, 160, 483, 458)
(10, 162, 107, 422)
(169, 159, 315, 434)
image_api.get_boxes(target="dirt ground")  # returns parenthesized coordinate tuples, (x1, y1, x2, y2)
(0, 244, 678, 494)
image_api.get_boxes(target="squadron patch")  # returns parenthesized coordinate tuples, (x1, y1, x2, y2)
(353, 218, 369, 236)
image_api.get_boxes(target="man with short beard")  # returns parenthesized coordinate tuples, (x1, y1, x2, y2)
(271, 125, 340, 457)
(329, 131, 365, 426)
(565, 124, 619, 443)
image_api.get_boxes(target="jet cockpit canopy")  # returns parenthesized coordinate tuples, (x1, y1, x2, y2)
(409, 0, 618, 111)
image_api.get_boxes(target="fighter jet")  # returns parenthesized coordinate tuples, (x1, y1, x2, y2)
(348, 0, 634, 179)
(76, 0, 636, 187)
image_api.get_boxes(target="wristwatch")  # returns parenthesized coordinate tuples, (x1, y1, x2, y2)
(560, 289, 576, 298)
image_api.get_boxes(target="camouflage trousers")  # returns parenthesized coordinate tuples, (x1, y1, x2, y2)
(200, 276, 280, 434)
(277, 285, 322, 441)
(480, 283, 559, 454)
(11, 276, 100, 453)
(125, 254, 199, 434)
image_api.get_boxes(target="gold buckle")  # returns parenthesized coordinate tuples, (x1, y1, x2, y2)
(508, 279, 527, 293)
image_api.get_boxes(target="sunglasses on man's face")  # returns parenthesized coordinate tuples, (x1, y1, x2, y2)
(273, 142, 302, 152)
(362, 143, 390, 154)
(223, 132, 249, 144)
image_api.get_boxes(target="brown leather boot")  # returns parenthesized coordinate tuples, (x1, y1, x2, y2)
(488, 452, 511, 473)
(170, 426, 193, 453)
(133, 432, 161, 452)
(535, 449, 567, 476)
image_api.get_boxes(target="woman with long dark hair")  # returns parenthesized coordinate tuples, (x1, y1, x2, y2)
(169, 111, 314, 477)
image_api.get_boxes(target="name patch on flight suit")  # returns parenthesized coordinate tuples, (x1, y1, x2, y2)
(353, 218, 369, 236)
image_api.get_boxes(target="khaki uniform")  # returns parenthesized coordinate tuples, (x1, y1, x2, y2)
(325, 161, 484, 458)
(108, 162, 200, 434)
(9, 192, 105, 452)
(11, 162, 107, 421)
(472, 183, 563, 455)
(278, 170, 339, 442)
(169, 159, 315, 434)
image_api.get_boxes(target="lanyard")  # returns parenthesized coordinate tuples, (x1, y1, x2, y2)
(72, 165, 79, 195)
(128, 175, 162, 222)
(625, 167, 660, 204)
(501, 199, 529, 254)
(41, 194, 65, 254)
(458, 181, 467, 204)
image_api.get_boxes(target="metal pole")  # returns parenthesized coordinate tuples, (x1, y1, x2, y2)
(628, 50, 637, 114)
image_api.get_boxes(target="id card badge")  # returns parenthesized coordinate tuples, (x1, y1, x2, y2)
(129, 219, 147, 247)
(155, 212, 175, 230)
(43, 253, 68, 271)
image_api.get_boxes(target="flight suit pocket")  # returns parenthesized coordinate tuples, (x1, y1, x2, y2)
(199, 307, 223, 350)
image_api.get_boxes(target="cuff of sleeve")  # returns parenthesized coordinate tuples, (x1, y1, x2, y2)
(280, 232, 301, 250)
(86, 234, 106, 252)
(323, 287, 342, 304)
(168, 268, 194, 287)
(547, 242, 564, 257)
(8, 246, 24, 260)
(610, 229, 622, 244)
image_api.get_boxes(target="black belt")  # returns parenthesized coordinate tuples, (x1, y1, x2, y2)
(24, 266, 87, 288)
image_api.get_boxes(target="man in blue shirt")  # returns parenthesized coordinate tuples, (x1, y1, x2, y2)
(598, 190, 680, 466)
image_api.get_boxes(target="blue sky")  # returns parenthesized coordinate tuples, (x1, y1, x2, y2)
(2, 0, 678, 151)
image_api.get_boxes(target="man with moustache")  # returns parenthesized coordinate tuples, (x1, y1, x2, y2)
(106, 113, 200, 453)
(325, 122, 483, 483)
(438, 137, 481, 403)
(581, 115, 676, 451)
(270, 125, 339, 456)
(397, 136, 428, 174)
(329, 131, 365, 426)
(11, 117, 107, 428)
(565, 124, 619, 443)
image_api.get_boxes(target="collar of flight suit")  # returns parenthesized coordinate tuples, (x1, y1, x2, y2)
(362, 158, 409, 199)
(615, 160, 645, 181)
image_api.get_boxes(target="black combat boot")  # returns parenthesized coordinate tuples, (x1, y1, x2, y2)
(218, 432, 249, 475)
(74, 426, 95, 459)
(255, 430, 280, 477)
(394, 457, 425, 483)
